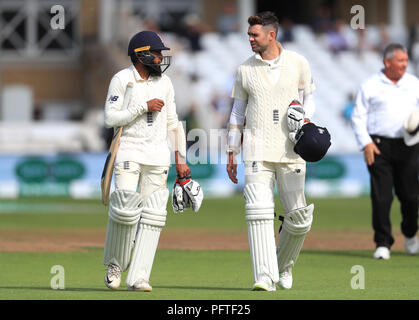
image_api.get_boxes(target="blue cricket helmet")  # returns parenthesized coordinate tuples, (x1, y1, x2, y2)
(127, 31, 171, 75)
(127, 31, 170, 56)
(293, 122, 331, 162)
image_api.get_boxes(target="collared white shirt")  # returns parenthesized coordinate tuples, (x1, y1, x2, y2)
(351, 71, 419, 150)
(255, 52, 282, 84)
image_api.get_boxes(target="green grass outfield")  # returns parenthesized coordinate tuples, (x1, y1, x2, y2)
(0, 195, 418, 300)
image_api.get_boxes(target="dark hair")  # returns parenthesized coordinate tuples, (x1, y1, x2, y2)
(248, 11, 279, 35)
(383, 43, 407, 61)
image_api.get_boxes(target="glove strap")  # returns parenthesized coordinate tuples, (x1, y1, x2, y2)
(176, 175, 192, 186)
(289, 100, 301, 107)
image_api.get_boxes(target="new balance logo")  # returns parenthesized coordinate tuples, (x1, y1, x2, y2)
(252, 161, 258, 173)
(108, 95, 119, 103)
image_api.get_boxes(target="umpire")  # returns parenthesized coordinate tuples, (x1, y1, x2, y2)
(351, 43, 419, 260)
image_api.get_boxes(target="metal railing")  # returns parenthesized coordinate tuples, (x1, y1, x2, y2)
(0, 0, 80, 62)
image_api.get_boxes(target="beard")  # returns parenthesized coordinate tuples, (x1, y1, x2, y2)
(145, 64, 162, 77)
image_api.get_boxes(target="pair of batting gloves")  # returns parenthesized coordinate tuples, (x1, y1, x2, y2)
(172, 175, 204, 213)
(287, 100, 310, 143)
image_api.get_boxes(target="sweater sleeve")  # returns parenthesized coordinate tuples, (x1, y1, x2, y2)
(104, 75, 148, 128)
(299, 56, 316, 96)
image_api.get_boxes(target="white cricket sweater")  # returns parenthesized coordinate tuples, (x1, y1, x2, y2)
(104, 65, 179, 166)
(231, 46, 315, 163)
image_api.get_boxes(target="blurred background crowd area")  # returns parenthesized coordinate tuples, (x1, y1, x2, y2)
(1, 0, 419, 155)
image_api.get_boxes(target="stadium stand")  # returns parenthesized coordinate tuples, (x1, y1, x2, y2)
(0, 12, 414, 155)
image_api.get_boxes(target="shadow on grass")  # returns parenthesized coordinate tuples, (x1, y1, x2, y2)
(0, 285, 249, 292)
(153, 285, 249, 291)
(302, 249, 412, 259)
(302, 249, 373, 259)
(0, 286, 110, 292)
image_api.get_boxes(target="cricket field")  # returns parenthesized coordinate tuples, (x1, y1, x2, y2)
(1, 195, 418, 301)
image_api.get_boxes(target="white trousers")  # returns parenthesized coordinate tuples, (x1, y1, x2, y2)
(114, 161, 169, 195)
(244, 161, 306, 214)
(244, 161, 307, 283)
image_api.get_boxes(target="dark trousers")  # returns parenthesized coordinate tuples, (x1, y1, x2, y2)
(368, 136, 419, 249)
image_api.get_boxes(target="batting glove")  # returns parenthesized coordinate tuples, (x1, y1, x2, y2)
(287, 100, 306, 132)
(171, 180, 190, 213)
(289, 131, 298, 144)
(182, 178, 204, 212)
(175, 175, 204, 212)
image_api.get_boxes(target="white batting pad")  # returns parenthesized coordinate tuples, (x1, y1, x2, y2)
(126, 188, 169, 286)
(139, 188, 169, 227)
(108, 189, 142, 225)
(103, 190, 142, 271)
(247, 220, 279, 284)
(244, 183, 274, 219)
(244, 183, 279, 284)
(277, 204, 314, 272)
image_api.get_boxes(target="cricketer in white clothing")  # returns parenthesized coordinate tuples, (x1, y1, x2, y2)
(102, 31, 190, 292)
(226, 12, 316, 291)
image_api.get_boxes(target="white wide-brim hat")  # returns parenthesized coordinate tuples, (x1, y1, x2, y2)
(403, 109, 419, 146)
